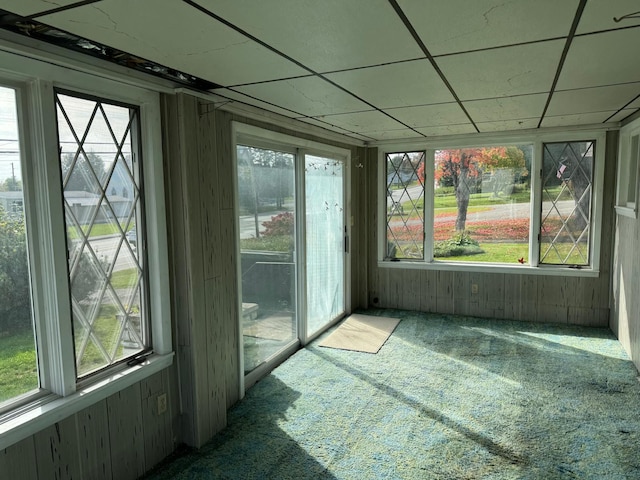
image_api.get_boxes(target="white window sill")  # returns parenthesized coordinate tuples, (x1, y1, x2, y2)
(0, 352, 174, 451)
(615, 205, 638, 219)
(378, 260, 599, 277)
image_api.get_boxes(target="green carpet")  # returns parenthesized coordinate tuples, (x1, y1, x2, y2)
(144, 310, 640, 479)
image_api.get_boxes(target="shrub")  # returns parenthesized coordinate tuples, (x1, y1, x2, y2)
(434, 231, 485, 258)
(262, 212, 294, 237)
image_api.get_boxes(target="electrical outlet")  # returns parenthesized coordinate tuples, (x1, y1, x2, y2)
(471, 283, 479, 294)
(157, 393, 167, 415)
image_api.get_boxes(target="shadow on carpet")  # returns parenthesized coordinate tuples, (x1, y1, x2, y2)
(143, 309, 640, 479)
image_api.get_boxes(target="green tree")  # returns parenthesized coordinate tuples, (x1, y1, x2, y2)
(61, 151, 107, 192)
(0, 206, 31, 333)
(1, 177, 22, 192)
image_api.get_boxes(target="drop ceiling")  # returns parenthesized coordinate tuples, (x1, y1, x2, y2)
(1, 0, 640, 143)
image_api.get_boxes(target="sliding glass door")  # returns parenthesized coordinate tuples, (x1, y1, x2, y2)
(236, 145, 297, 375)
(304, 154, 346, 339)
(235, 131, 349, 386)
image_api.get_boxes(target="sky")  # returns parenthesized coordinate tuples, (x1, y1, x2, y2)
(0, 85, 134, 188)
(0, 86, 21, 183)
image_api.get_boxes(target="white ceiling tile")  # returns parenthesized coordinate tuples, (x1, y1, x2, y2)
(39, 0, 308, 86)
(325, 60, 455, 109)
(360, 129, 425, 141)
(398, 0, 578, 56)
(415, 124, 477, 137)
(293, 117, 371, 140)
(463, 94, 547, 123)
(476, 119, 540, 132)
(437, 41, 564, 100)
(557, 29, 640, 90)
(608, 109, 638, 123)
(1, 1, 79, 16)
(541, 111, 617, 127)
(577, 0, 640, 34)
(548, 83, 640, 117)
(384, 103, 471, 128)
(312, 111, 409, 134)
(194, 0, 423, 72)
(216, 89, 302, 117)
(233, 77, 370, 117)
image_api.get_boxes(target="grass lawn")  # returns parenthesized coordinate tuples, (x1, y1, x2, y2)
(68, 221, 135, 240)
(240, 235, 293, 252)
(437, 242, 529, 263)
(110, 267, 139, 289)
(0, 331, 38, 403)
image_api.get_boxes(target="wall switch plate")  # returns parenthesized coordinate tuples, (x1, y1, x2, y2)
(157, 393, 167, 415)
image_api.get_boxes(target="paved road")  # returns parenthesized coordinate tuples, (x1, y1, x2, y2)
(389, 200, 578, 227)
(238, 211, 283, 239)
(75, 236, 139, 272)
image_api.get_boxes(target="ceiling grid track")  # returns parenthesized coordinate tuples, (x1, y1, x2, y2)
(536, 0, 588, 129)
(603, 92, 640, 123)
(387, 0, 480, 133)
(26, 0, 104, 19)
(182, 0, 427, 137)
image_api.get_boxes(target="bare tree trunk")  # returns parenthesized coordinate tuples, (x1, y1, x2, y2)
(455, 162, 470, 231)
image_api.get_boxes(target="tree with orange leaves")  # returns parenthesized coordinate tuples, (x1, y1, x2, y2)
(419, 146, 526, 231)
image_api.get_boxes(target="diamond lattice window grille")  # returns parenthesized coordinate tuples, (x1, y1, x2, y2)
(55, 91, 147, 377)
(385, 152, 425, 259)
(540, 141, 594, 265)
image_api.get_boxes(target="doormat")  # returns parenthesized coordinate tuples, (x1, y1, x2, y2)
(318, 314, 401, 353)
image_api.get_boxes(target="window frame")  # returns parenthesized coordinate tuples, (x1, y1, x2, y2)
(378, 130, 606, 276)
(615, 117, 640, 219)
(0, 47, 172, 451)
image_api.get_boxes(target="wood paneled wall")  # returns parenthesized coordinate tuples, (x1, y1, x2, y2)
(160, 92, 367, 448)
(611, 131, 640, 371)
(366, 131, 618, 327)
(0, 369, 178, 480)
(161, 94, 232, 448)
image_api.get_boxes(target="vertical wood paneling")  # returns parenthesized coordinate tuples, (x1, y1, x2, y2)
(419, 270, 437, 312)
(436, 270, 455, 314)
(352, 145, 368, 310)
(106, 383, 146, 480)
(206, 276, 227, 432)
(34, 416, 81, 480)
(366, 147, 379, 308)
(400, 269, 421, 311)
(0, 437, 37, 480)
(453, 271, 470, 316)
(376, 267, 389, 308)
(76, 400, 112, 480)
(198, 103, 221, 281)
(220, 208, 239, 407)
(140, 371, 173, 468)
(481, 272, 505, 318)
(519, 275, 538, 322)
(537, 276, 569, 323)
(162, 94, 191, 349)
(215, 111, 234, 211)
(503, 273, 522, 320)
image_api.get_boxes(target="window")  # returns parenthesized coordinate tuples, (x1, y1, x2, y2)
(540, 141, 594, 265)
(0, 48, 171, 449)
(0, 86, 38, 405)
(382, 133, 605, 272)
(385, 151, 425, 259)
(55, 91, 149, 377)
(616, 118, 640, 218)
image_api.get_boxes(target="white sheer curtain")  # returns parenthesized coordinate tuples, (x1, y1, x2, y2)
(305, 155, 345, 336)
